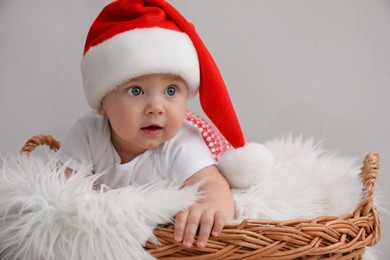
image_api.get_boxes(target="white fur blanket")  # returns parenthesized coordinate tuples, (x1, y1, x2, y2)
(222, 137, 362, 221)
(0, 137, 376, 259)
(0, 154, 199, 260)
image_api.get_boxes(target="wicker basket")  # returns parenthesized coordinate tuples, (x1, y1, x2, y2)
(21, 134, 381, 260)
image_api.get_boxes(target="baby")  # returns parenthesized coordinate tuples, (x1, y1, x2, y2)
(58, 0, 245, 249)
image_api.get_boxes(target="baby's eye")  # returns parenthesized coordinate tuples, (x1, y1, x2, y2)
(164, 86, 177, 96)
(128, 86, 144, 96)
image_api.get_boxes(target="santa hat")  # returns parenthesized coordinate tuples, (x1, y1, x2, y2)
(81, 0, 245, 148)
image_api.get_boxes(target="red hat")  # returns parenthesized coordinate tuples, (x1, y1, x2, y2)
(81, 0, 245, 148)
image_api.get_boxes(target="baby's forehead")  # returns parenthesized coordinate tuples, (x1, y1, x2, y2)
(124, 73, 187, 84)
(112, 73, 188, 93)
(137, 73, 184, 80)
(163, 74, 186, 82)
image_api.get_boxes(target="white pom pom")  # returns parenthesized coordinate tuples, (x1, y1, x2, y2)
(218, 143, 274, 189)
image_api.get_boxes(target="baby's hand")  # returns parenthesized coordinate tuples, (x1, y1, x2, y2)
(173, 165, 235, 248)
(174, 200, 231, 248)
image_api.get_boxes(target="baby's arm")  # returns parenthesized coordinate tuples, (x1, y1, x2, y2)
(64, 167, 74, 178)
(174, 165, 235, 248)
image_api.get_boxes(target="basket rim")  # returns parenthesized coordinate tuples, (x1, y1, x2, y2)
(20, 134, 381, 259)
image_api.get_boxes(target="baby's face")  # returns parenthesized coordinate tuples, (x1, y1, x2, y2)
(99, 73, 189, 162)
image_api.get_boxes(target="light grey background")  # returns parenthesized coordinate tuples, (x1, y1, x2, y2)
(1, 0, 389, 257)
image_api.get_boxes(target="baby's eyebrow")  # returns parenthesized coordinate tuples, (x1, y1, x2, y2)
(167, 74, 185, 81)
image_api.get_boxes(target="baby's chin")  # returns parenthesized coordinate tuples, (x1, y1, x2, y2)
(140, 139, 168, 150)
(139, 128, 180, 149)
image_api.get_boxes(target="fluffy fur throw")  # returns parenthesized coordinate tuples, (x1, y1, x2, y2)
(0, 136, 374, 259)
(220, 136, 363, 221)
(0, 154, 199, 260)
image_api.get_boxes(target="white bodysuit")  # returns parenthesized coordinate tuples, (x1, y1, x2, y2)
(57, 111, 215, 189)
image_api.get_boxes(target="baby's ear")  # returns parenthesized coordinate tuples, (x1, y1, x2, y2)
(98, 104, 106, 116)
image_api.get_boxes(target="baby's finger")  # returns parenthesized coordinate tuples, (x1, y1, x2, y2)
(182, 209, 202, 248)
(211, 210, 225, 237)
(196, 209, 215, 248)
(174, 210, 188, 242)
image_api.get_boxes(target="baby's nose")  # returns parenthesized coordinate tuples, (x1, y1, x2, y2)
(145, 98, 165, 115)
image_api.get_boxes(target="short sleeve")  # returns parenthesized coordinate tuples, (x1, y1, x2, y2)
(56, 111, 111, 172)
(162, 121, 216, 185)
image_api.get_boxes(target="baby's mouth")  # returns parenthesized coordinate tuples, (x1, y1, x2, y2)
(141, 125, 163, 136)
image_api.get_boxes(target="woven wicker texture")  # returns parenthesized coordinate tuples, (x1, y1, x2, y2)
(144, 153, 381, 259)
(21, 112, 381, 259)
(21, 134, 61, 155)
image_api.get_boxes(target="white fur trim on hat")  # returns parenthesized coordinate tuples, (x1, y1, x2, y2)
(81, 28, 200, 109)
